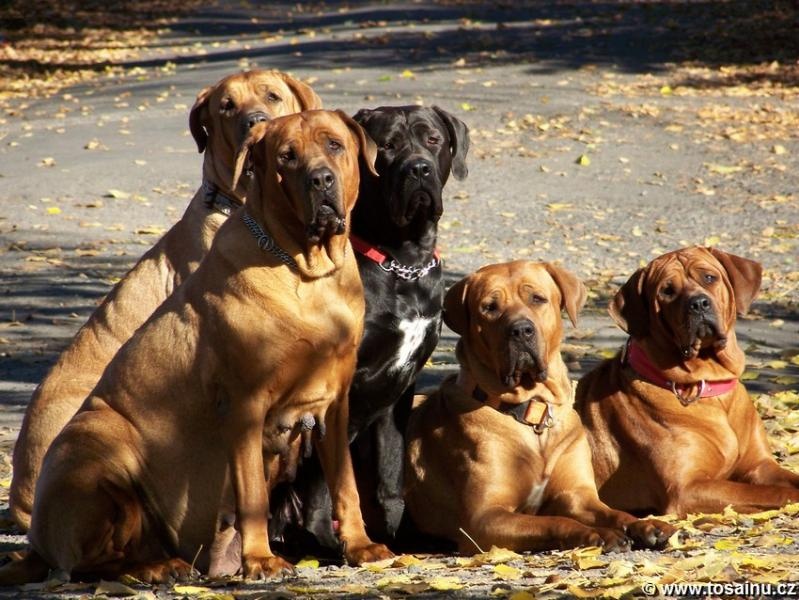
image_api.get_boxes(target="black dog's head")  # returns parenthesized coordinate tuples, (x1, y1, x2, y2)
(353, 105, 469, 229)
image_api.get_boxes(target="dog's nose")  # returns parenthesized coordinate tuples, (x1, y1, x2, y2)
(409, 160, 433, 180)
(688, 294, 712, 315)
(247, 111, 269, 128)
(309, 167, 336, 192)
(508, 319, 535, 341)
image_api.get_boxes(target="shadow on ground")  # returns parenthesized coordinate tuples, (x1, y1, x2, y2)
(3, 1, 798, 87)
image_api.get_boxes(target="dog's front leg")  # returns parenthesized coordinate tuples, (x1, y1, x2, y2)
(467, 507, 610, 553)
(316, 394, 393, 565)
(373, 399, 409, 539)
(227, 400, 293, 579)
(545, 432, 675, 549)
(666, 479, 799, 515)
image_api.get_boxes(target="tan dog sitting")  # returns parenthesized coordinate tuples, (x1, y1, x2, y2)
(0, 110, 391, 586)
(576, 246, 799, 515)
(10, 69, 321, 531)
(405, 260, 675, 553)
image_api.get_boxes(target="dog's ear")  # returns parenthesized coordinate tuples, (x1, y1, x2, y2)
(231, 120, 271, 190)
(279, 72, 323, 111)
(544, 263, 586, 327)
(708, 247, 762, 315)
(443, 275, 471, 335)
(432, 105, 470, 181)
(608, 268, 648, 337)
(189, 85, 213, 153)
(352, 108, 374, 126)
(337, 110, 378, 177)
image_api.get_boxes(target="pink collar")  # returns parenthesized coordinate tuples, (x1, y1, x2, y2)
(349, 233, 441, 281)
(622, 339, 738, 405)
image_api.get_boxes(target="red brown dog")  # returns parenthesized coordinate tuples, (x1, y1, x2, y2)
(576, 246, 799, 515)
(405, 260, 674, 553)
(10, 70, 321, 531)
(0, 110, 390, 586)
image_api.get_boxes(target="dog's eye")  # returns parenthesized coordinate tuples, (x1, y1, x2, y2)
(703, 273, 717, 284)
(661, 283, 676, 297)
(482, 300, 499, 315)
(220, 97, 236, 113)
(267, 92, 281, 103)
(530, 294, 547, 305)
(278, 148, 296, 164)
(427, 135, 441, 146)
(382, 141, 395, 151)
(328, 139, 343, 153)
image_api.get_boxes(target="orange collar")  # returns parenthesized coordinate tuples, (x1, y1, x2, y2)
(622, 339, 738, 405)
(472, 386, 554, 434)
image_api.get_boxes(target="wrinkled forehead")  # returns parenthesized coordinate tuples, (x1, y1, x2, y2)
(469, 263, 554, 301)
(267, 112, 348, 147)
(647, 248, 721, 282)
(365, 107, 443, 136)
(214, 72, 292, 100)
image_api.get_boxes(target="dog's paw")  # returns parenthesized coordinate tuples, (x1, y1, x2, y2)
(242, 555, 295, 580)
(559, 526, 603, 550)
(345, 542, 394, 566)
(125, 558, 197, 584)
(594, 527, 633, 553)
(625, 518, 676, 549)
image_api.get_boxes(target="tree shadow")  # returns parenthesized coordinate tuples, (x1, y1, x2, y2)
(3, 0, 797, 88)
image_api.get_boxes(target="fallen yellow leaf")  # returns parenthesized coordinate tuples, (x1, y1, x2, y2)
(429, 576, 464, 591)
(471, 546, 522, 565)
(494, 564, 522, 580)
(295, 557, 319, 569)
(392, 554, 422, 568)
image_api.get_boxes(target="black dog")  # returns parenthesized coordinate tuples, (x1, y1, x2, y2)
(269, 105, 469, 552)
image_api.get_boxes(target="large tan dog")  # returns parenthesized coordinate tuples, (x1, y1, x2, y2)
(576, 246, 799, 515)
(405, 260, 674, 553)
(0, 110, 391, 585)
(10, 69, 321, 531)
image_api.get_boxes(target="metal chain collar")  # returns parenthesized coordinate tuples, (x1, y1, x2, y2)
(241, 211, 299, 273)
(378, 256, 440, 281)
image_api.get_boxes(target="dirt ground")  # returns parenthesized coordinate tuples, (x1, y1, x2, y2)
(0, 1, 798, 598)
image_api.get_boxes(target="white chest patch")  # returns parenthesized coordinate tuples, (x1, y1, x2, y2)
(391, 317, 433, 373)
(522, 479, 549, 514)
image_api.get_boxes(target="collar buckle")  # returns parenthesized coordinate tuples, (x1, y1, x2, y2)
(203, 180, 242, 217)
(531, 401, 555, 435)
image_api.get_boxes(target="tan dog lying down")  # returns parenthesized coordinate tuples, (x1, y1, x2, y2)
(406, 260, 675, 553)
(576, 246, 799, 515)
(10, 69, 321, 531)
(0, 110, 391, 585)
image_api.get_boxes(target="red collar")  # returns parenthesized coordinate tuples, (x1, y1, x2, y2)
(349, 233, 441, 281)
(622, 339, 738, 405)
(349, 233, 441, 263)
(350, 233, 391, 264)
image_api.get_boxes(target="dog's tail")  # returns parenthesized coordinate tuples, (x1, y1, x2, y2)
(0, 550, 50, 586)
